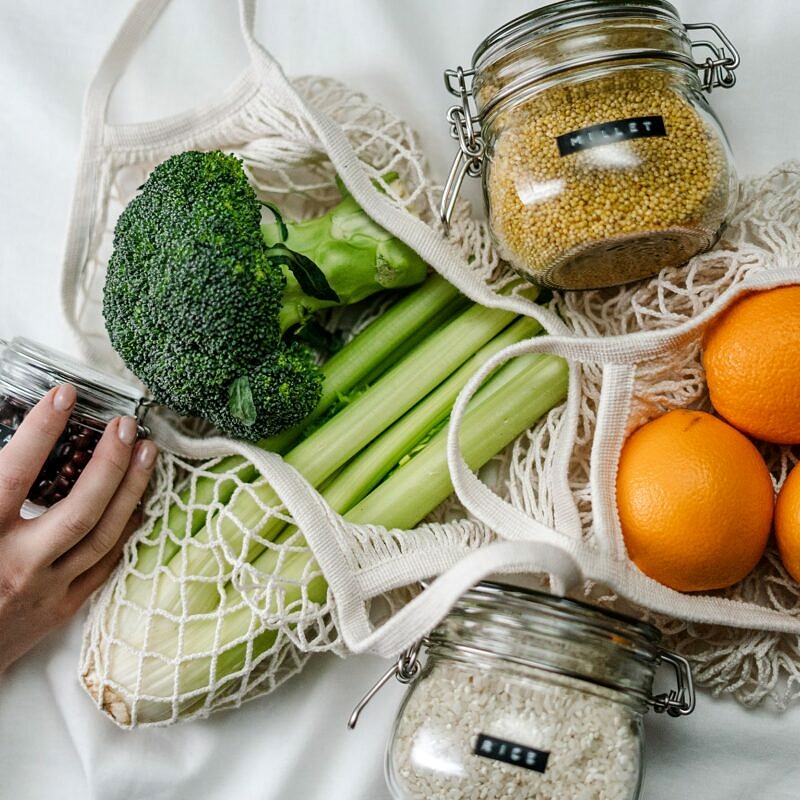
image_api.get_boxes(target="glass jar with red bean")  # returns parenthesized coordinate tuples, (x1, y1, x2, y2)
(0, 337, 149, 516)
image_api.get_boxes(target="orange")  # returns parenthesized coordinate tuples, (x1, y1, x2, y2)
(775, 463, 800, 582)
(702, 285, 800, 444)
(616, 409, 774, 592)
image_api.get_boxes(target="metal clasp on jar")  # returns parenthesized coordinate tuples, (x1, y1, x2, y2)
(135, 396, 156, 439)
(440, 66, 483, 233)
(347, 641, 423, 729)
(649, 650, 696, 717)
(685, 22, 740, 91)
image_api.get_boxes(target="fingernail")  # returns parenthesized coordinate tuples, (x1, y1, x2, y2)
(53, 384, 77, 412)
(135, 440, 158, 469)
(117, 416, 138, 446)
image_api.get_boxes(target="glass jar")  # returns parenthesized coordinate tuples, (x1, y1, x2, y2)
(377, 582, 694, 800)
(441, 0, 740, 290)
(0, 337, 148, 515)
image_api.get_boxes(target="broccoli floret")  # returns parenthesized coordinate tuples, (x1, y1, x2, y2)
(102, 150, 427, 439)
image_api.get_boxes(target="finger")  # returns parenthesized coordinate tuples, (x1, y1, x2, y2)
(66, 512, 142, 607)
(0, 384, 76, 525)
(55, 439, 157, 578)
(30, 416, 139, 562)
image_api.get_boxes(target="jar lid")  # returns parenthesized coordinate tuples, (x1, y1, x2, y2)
(469, 0, 701, 127)
(451, 580, 660, 653)
(427, 580, 665, 708)
(472, 0, 683, 73)
(347, 582, 694, 729)
(0, 337, 146, 425)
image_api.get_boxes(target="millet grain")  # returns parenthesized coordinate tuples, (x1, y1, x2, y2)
(482, 70, 731, 288)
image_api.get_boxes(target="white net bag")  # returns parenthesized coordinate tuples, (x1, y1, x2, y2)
(62, 0, 800, 728)
(65, 0, 512, 727)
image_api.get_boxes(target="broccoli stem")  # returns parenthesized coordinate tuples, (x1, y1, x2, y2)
(261, 189, 429, 333)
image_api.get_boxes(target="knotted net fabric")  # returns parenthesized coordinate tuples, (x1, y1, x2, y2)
(533, 167, 800, 709)
(62, 5, 800, 726)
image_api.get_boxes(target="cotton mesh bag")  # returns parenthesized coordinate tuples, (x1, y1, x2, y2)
(65, 0, 515, 726)
(62, 0, 800, 728)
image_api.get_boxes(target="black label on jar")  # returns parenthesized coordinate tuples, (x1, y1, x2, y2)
(556, 115, 667, 156)
(0, 423, 15, 448)
(474, 733, 550, 773)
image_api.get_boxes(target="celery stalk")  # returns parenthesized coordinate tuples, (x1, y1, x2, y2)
(91, 346, 567, 725)
(129, 298, 522, 612)
(346, 354, 568, 528)
(128, 274, 464, 588)
(322, 315, 544, 513)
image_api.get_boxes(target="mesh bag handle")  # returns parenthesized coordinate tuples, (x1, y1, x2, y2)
(61, 0, 301, 360)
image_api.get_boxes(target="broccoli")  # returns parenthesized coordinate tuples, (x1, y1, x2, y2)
(102, 150, 427, 439)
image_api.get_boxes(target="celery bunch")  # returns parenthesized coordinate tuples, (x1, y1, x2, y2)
(84, 275, 568, 725)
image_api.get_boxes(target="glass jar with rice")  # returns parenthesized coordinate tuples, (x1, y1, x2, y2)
(380, 582, 695, 800)
(441, 0, 740, 289)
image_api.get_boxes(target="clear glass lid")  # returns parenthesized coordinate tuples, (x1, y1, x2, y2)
(472, 0, 685, 72)
(428, 581, 663, 707)
(0, 337, 145, 423)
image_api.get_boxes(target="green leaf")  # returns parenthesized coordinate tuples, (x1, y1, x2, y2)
(259, 201, 288, 242)
(228, 376, 257, 426)
(267, 243, 340, 303)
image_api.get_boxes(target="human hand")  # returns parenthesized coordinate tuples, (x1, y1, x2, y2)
(0, 384, 157, 673)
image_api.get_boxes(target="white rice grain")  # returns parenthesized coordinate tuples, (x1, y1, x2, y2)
(387, 660, 641, 800)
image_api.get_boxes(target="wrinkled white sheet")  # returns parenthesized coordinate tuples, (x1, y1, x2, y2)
(1, 1, 799, 798)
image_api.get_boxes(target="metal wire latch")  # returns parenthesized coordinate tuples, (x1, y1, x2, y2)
(650, 651, 696, 717)
(347, 641, 423, 729)
(685, 22, 740, 91)
(440, 67, 483, 231)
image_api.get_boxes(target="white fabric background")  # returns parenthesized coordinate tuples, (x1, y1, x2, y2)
(1, 1, 799, 798)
